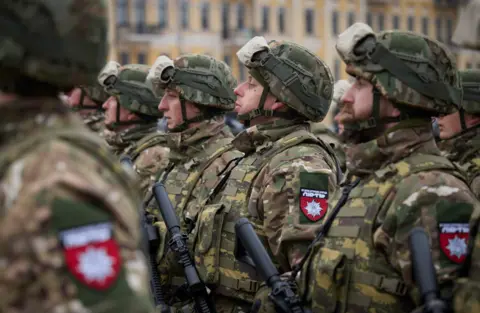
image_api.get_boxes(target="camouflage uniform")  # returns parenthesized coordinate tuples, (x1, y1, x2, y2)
(144, 54, 242, 308)
(254, 24, 479, 313)
(97, 62, 166, 195)
(0, 2, 154, 313)
(155, 38, 339, 313)
(438, 70, 480, 198)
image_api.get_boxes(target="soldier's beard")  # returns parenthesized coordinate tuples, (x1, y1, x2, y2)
(340, 122, 387, 144)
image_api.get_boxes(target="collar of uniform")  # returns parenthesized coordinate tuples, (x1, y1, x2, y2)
(0, 97, 78, 146)
(231, 119, 309, 154)
(104, 122, 158, 154)
(438, 124, 480, 163)
(83, 110, 105, 126)
(164, 118, 226, 153)
(346, 120, 438, 175)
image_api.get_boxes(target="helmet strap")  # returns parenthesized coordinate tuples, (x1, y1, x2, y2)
(168, 98, 205, 132)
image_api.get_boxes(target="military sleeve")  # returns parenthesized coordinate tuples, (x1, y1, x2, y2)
(469, 175, 480, 199)
(134, 145, 170, 196)
(256, 145, 337, 270)
(374, 171, 477, 297)
(0, 140, 154, 313)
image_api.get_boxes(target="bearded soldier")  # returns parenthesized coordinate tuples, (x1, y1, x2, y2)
(252, 23, 480, 313)
(151, 38, 340, 313)
(0, 1, 154, 313)
(66, 83, 109, 135)
(437, 69, 480, 198)
(97, 62, 168, 194)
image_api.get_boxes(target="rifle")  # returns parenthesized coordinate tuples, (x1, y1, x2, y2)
(119, 155, 166, 308)
(152, 182, 215, 313)
(409, 227, 448, 313)
(235, 218, 307, 313)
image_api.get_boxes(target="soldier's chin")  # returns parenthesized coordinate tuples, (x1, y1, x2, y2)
(340, 124, 386, 144)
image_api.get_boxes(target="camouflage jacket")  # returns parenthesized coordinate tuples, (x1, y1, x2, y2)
(0, 99, 154, 313)
(145, 120, 241, 310)
(438, 126, 480, 198)
(454, 205, 480, 313)
(171, 120, 338, 312)
(294, 121, 478, 313)
(310, 122, 346, 173)
(104, 122, 159, 156)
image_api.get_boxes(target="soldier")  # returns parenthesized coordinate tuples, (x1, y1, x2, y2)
(252, 23, 480, 313)
(311, 79, 352, 173)
(144, 53, 240, 274)
(153, 37, 339, 312)
(97, 62, 168, 194)
(0, 1, 154, 313)
(66, 83, 109, 135)
(437, 69, 480, 198)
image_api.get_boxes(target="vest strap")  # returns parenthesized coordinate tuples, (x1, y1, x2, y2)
(351, 271, 407, 296)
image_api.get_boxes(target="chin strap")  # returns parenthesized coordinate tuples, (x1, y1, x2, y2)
(343, 88, 408, 132)
(168, 98, 208, 132)
(110, 96, 152, 129)
(71, 87, 103, 112)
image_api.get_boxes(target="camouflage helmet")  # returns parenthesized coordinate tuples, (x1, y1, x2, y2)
(98, 61, 163, 118)
(0, 1, 108, 89)
(236, 36, 334, 122)
(460, 70, 480, 114)
(336, 23, 462, 117)
(147, 54, 236, 131)
(147, 54, 236, 110)
(70, 82, 110, 112)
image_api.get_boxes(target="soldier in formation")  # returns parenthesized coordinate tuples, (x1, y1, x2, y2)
(0, 1, 155, 313)
(437, 69, 480, 198)
(251, 23, 480, 313)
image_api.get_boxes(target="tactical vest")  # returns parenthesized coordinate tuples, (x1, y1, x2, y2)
(0, 128, 141, 215)
(173, 129, 339, 306)
(299, 153, 462, 313)
(123, 131, 168, 163)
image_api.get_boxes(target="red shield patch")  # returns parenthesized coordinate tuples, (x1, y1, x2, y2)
(300, 188, 328, 222)
(439, 223, 469, 264)
(60, 222, 121, 290)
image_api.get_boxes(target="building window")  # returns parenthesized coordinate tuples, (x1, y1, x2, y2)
(348, 12, 355, 27)
(119, 52, 129, 65)
(278, 7, 286, 34)
(378, 14, 385, 31)
(367, 12, 373, 28)
(222, 3, 229, 39)
(237, 3, 245, 29)
(422, 17, 429, 35)
(116, 0, 128, 26)
(334, 59, 341, 79)
(392, 15, 400, 29)
(305, 8, 315, 35)
(332, 11, 338, 35)
(201, 2, 210, 30)
(181, 0, 189, 30)
(262, 6, 270, 32)
(477, 63, 480, 69)
(477, 22, 480, 41)
(467, 62, 472, 69)
(408, 16, 415, 31)
(447, 18, 453, 43)
(135, 0, 146, 33)
(158, 0, 168, 28)
(138, 52, 147, 64)
(223, 55, 231, 66)
(436, 17, 443, 41)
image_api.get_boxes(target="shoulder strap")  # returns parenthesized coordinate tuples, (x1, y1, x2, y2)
(126, 132, 168, 162)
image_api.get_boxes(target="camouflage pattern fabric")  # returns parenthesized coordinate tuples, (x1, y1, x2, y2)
(173, 119, 338, 313)
(0, 99, 154, 313)
(454, 206, 480, 313)
(292, 122, 478, 313)
(310, 123, 346, 173)
(104, 123, 159, 156)
(438, 126, 480, 198)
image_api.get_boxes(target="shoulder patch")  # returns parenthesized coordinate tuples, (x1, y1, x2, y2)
(439, 223, 469, 264)
(299, 171, 329, 224)
(60, 222, 121, 290)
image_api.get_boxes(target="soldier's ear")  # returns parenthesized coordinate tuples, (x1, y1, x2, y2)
(271, 100, 286, 111)
(465, 112, 480, 128)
